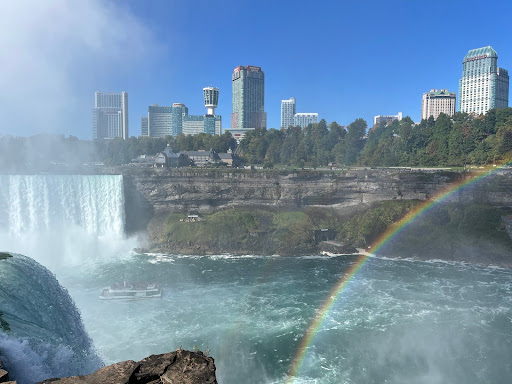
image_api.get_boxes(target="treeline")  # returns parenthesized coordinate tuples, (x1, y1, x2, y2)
(239, 108, 512, 167)
(95, 132, 236, 165)
(238, 119, 365, 168)
(0, 132, 237, 170)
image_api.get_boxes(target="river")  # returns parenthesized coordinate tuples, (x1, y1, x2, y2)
(57, 252, 512, 384)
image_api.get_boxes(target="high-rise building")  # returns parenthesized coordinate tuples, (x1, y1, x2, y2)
(231, 66, 266, 129)
(92, 91, 128, 139)
(171, 103, 188, 136)
(294, 113, 318, 129)
(148, 105, 173, 137)
(140, 116, 148, 136)
(373, 112, 402, 126)
(147, 88, 221, 138)
(281, 97, 319, 129)
(183, 114, 221, 136)
(459, 46, 509, 115)
(281, 97, 296, 129)
(421, 89, 456, 120)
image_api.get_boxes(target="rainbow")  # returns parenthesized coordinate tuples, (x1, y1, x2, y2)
(286, 163, 511, 382)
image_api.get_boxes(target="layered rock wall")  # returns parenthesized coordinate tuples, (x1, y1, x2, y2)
(121, 168, 512, 221)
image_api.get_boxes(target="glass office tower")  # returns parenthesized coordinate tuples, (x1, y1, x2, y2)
(231, 66, 266, 129)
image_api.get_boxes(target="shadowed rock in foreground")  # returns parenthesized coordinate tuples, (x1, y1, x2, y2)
(36, 350, 217, 384)
(0, 360, 16, 384)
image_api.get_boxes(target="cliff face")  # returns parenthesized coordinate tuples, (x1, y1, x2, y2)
(36, 350, 216, 384)
(122, 168, 512, 219)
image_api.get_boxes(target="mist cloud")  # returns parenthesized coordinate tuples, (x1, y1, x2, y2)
(0, 0, 156, 138)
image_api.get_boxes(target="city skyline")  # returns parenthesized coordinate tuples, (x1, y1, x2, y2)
(2, 0, 512, 139)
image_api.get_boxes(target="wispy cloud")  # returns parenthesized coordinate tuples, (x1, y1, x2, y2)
(0, 0, 156, 138)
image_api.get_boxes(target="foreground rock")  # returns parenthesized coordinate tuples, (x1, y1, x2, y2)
(37, 350, 216, 384)
(0, 360, 16, 384)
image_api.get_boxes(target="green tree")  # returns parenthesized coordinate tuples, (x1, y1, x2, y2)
(343, 118, 367, 165)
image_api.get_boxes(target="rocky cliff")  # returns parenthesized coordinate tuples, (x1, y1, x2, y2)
(121, 168, 512, 226)
(35, 350, 216, 384)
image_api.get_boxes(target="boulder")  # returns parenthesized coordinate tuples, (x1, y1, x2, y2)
(37, 350, 216, 384)
(0, 360, 15, 384)
(0, 368, 10, 382)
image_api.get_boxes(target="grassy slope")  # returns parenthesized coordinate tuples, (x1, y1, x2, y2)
(159, 202, 512, 264)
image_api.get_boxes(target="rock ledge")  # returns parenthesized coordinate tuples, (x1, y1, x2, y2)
(36, 349, 216, 384)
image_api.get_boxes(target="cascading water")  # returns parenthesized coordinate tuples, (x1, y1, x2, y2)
(0, 175, 125, 235)
(0, 175, 134, 268)
(0, 253, 103, 384)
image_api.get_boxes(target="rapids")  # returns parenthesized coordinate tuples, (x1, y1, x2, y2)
(58, 253, 512, 384)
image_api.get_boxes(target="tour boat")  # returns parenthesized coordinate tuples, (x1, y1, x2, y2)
(99, 282, 162, 300)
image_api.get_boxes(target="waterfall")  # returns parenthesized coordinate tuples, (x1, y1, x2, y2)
(0, 253, 103, 383)
(0, 175, 134, 267)
(0, 175, 125, 235)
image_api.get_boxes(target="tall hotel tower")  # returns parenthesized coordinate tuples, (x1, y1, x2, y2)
(231, 66, 266, 129)
(92, 91, 129, 139)
(459, 46, 509, 114)
(281, 97, 296, 129)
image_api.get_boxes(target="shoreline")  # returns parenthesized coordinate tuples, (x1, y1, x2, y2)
(136, 247, 512, 271)
(354, 248, 512, 270)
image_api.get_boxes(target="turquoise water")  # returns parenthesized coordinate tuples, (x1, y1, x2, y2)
(1, 175, 511, 383)
(0, 254, 102, 384)
(57, 253, 512, 384)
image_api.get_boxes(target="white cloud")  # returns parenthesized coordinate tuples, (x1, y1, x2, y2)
(0, 0, 156, 138)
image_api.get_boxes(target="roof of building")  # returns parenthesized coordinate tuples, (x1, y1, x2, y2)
(464, 46, 497, 61)
(233, 65, 262, 73)
(181, 150, 212, 157)
(130, 155, 156, 164)
(424, 89, 456, 97)
(218, 153, 234, 159)
(162, 147, 181, 158)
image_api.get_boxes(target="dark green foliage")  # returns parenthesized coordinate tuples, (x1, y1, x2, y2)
(356, 108, 512, 167)
(336, 201, 420, 247)
(240, 108, 512, 168)
(163, 204, 426, 256)
(164, 209, 317, 255)
(0, 252, 12, 260)
(381, 204, 512, 263)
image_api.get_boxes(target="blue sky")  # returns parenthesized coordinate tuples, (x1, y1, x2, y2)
(1, 0, 512, 138)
